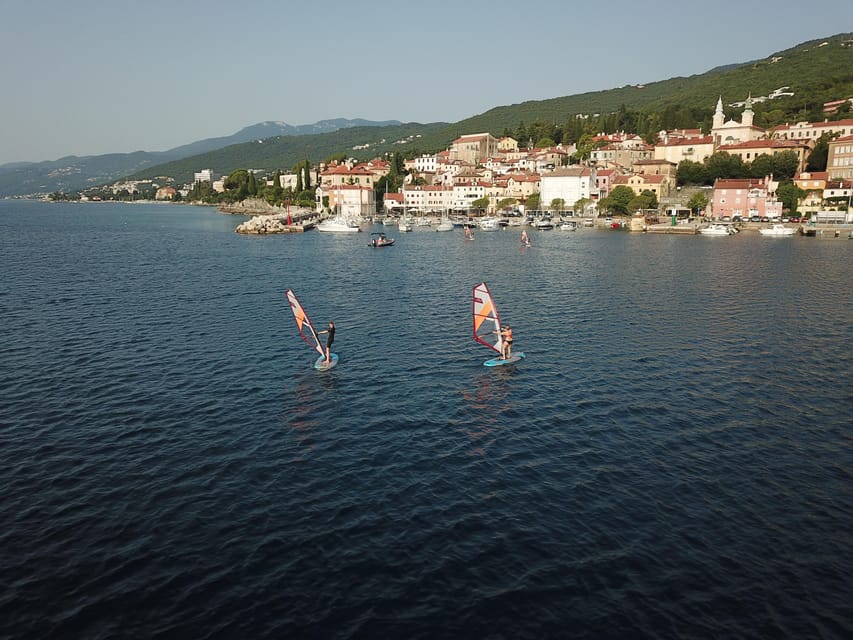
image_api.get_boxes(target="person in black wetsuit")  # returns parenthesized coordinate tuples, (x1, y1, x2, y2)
(317, 321, 335, 363)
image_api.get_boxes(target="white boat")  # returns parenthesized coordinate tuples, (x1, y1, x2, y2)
(700, 223, 736, 236)
(558, 221, 577, 231)
(478, 217, 500, 231)
(536, 217, 554, 230)
(317, 215, 360, 233)
(435, 219, 454, 232)
(398, 216, 413, 232)
(759, 223, 795, 236)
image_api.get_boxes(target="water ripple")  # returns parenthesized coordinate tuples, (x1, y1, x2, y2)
(0, 202, 851, 638)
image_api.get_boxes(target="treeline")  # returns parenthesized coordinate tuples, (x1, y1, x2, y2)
(185, 153, 409, 209)
(501, 101, 850, 157)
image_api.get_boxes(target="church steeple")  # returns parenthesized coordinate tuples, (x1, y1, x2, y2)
(712, 96, 725, 130)
(742, 94, 754, 127)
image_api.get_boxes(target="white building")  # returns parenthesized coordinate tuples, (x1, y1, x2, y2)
(194, 169, 216, 183)
(414, 154, 438, 174)
(315, 184, 376, 219)
(539, 167, 596, 211)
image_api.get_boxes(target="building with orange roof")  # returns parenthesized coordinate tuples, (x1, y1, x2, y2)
(794, 171, 829, 213)
(711, 177, 782, 220)
(772, 118, 853, 143)
(315, 183, 376, 218)
(449, 133, 499, 164)
(654, 135, 715, 165)
(717, 139, 810, 171)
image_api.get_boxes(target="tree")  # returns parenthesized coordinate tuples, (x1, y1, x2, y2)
(705, 152, 748, 181)
(609, 185, 635, 214)
(525, 192, 541, 210)
(687, 191, 709, 215)
(777, 181, 805, 213)
(267, 170, 283, 204)
(572, 133, 596, 163)
(573, 197, 592, 215)
(302, 162, 311, 190)
(639, 189, 658, 210)
(497, 197, 517, 211)
(550, 198, 565, 212)
(471, 196, 490, 211)
(748, 150, 798, 182)
(806, 133, 834, 172)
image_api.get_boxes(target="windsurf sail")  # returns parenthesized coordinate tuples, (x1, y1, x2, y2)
(472, 282, 503, 355)
(286, 289, 325, 356)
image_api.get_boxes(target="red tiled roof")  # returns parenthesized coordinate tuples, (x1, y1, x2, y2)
(718, 139, 807, 150)
(656, 136, 714, 147)
(773, 118, 853, 131)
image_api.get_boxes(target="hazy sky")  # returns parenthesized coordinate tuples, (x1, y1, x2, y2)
(1, 0, 850, 165)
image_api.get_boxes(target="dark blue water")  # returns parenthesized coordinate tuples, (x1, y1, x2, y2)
(1, 200, 851, 639)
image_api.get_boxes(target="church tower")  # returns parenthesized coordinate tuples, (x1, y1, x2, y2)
(742, 94, 754, 128)
(712, 96, 725, 130)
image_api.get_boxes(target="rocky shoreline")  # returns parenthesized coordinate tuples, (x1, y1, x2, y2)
(224, 198, 319, 234)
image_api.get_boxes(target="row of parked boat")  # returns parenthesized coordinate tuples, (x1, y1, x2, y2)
(699, 222, 796, 236)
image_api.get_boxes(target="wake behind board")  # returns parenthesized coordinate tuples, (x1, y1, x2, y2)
(314, 353, 339, 370)
(484, 352, 525, 367)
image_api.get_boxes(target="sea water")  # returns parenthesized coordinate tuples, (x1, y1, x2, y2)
(1, 200, 850, 638)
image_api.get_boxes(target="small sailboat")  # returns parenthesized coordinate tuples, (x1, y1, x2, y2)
(285, 289, 338, 370)
(472, 282, 525, 367)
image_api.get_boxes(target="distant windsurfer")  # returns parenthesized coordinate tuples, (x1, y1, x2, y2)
(494, 324, 513, 360)
(318, 321, 335, 363)
(465, 226, 474, 240)
(521, 229, 529, 245)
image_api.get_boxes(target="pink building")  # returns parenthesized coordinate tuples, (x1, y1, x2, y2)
(711, 177, 783, 220)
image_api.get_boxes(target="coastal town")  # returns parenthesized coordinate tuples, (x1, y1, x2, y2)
(107, 94, 853, 233)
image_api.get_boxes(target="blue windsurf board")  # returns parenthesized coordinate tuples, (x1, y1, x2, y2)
(314, 353, 339, 370)
(483, 352, 525, 367)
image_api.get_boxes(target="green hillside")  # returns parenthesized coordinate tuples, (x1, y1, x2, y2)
(133, 33, 853, 185)
(131, 122, 448, 185)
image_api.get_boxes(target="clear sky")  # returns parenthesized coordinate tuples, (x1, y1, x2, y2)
(1, 0, 850, 165)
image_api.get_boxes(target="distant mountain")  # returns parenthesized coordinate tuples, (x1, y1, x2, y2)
(126, 122, 449, 187)
(165, 118, 402, 158)
(0, 118, 401, 197)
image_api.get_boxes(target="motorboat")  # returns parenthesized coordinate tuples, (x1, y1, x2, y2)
(369, 232, 395, 247)
(700, 223, 736, 236)
(558, 220, 577, 231)
(317, 215, 360, 233)
(536, 217, 554, 230)
(435, 218, 454, 232)
(759, 223, 795, 236)
(478, 217, 500, 231)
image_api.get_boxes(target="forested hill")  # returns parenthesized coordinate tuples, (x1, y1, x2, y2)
(417, 33, 853, 148)
(127, 33, 852, 186)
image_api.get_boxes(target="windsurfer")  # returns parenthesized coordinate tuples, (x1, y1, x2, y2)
(318, 321, 335, 363)
(521, 229, 529, 245)
(494, 324, 513, 360)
